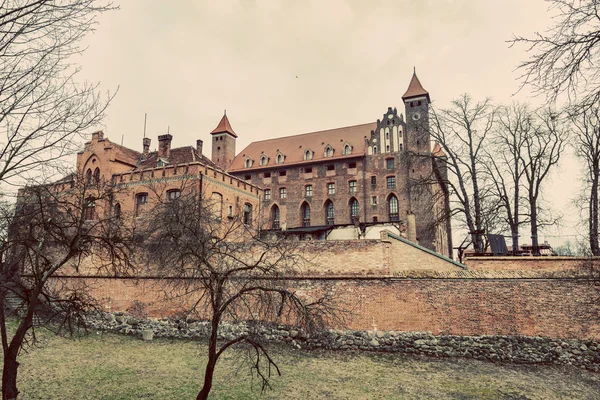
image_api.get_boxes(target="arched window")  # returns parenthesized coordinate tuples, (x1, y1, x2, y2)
(324, 200, 335, 225)
(324, 145, 333, 157)
(373, 146, 378, 154)
(388, 194, 399, 221)
(167, 189, 181, 201)
(244, 158, 252, 168)
(260, 155, 268, 166)
(276, 153, 284, 164)
(93, 167, 100, 183)
(271, 205, 280, 229)
(243, 203, 252, 225)
(301, 202, 311, 227)
(211, 192, 223, 219)
(85, 169, 92, 185)
(135, 193, 148, 217)
(304, 149, 313, 160)
(350, 198, 359, 224)
(343, 144, 351, 155)
(113, 202, 121, 220)
(84, 197, 96, 221)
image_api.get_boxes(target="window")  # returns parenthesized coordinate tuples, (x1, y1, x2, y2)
(304, 149, 313, 160)
(371, 176, 377, 186)
(327, 183, 335, 195)
(86, 169, 92, 185)
(343, 144, 352, 155)
(350, 199, 360, 223)
(243, 203, 252, 225)
(373, 146, 378, 154)
(264, 172, 271, 178)
(305, 185, 313, 197)
(228, 205, 233, 217)
(386, 158, 395, 169)
(304, 167, 312, 174)
(325, 145, 333, 157)
(371, 196, 377, 205)
(348, 162, 356, 169)
(387, 176, 396, 189)
(271, 205, 280, 229)
(135, 193, 148, 217)
(84, 198, 95, 221)
(167, 189, 181, 201)
(279, 187, 287, 199)
(279, 170, 286, 177)
(349, 180, 357, 194)
(260, 155, 268, 166)
(301, 202, 311, 227)
(113, 202, 121, 220)
(244, 174, 251, 181)
(93, 167, 100, 183)
(388, 195, 399, 221)
(245, 158, 252, 168)
(373, 216, 378, 222)
(264, 189, 271, 200)
(327, 164, 335, 171)
(276, 153, 284, 164)
(325, 201, 335, 225)
(211, 192, 223, 219)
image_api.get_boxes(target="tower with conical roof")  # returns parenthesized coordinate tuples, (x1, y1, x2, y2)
(210, 111, 237, 170)
(402, 68, 430, 155)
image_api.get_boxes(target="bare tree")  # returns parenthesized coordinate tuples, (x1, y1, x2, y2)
(520, 109, 568, 256)
(429, 94, 497, 253)
(511, 0, 600, 110)
(136, 187, 343, 400)
(570, 106, 600, 255)
(0, 174, 132, 400)
(484, 103, 532, 255)
(0, 0, 116, 188)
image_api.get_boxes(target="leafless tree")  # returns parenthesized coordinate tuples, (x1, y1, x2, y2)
(520, 109, 568, 256)
(0, 0, 116, 189)
(429, 94, 497, 253)
(0, 174, 132, 400)
(136, 187, 344, 400)
(511, 0, 600, 110)
(570, 106, 600, 255)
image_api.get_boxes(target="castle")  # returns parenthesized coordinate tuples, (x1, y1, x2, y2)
(70, 71, 451, 257)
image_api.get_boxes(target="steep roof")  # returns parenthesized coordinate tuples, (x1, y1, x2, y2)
(402, 71, 430, 102)
(210, 113, 238, 138)
(135, 146, 220, 170)
(229, 122, 376, 172)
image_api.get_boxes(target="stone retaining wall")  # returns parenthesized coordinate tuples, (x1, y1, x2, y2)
(87, 312, 600, 372)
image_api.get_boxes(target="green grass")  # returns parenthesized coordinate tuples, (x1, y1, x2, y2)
(2, 327, 600, 399)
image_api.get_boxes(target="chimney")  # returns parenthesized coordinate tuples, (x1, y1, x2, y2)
(92, 131, 104, 141)
(157, 134, 172, 158)
(143, 138, 151, 157)
(407, 213, 417, 243)
(196, 139, 203, 156)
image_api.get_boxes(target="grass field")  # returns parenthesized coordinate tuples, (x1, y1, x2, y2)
(2, 325, 600, 399)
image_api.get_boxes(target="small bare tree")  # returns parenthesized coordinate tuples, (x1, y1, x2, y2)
(511, 0, 600, 110)
(0, 174, 132, 400)
(0, 0, 116, 189)
(429, 94, 497, 253)
(136, 187, 343, 400)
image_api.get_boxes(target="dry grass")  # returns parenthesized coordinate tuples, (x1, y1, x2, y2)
(2, 325, 600, 399)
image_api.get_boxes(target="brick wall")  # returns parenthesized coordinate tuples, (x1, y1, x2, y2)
(56, 270, 600, 340)
(465, 256, 600, 271)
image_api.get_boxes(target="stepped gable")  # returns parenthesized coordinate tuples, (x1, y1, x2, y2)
(229, 122, 376, 172)
(136, 146, 220, 170)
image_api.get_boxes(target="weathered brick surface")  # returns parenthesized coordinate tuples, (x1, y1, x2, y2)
(57, 273, 600, 340)
(465, 256, 600, 271)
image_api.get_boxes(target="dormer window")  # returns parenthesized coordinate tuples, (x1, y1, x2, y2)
(304, 149, 313, 161)
(244, 158, 253, 168)
(276, 152, 284, 164)
(260, 155, 268, 166)
(343, 143, 352, 155)
(157, 158, 169, 168)
(324, 145, 334, 158)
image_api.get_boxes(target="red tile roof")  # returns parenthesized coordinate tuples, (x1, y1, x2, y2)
(210, 114, 238, 138)
(402, 72, 430, 102)
(229, 122, 376, 172)
(136, 146, 220, 170)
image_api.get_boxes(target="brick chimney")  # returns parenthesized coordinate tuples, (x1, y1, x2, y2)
(196, 139, 203, 156)
(91, 131, 104, 141)
(157, 134, 172, 158)
(143, 138, 151, 157)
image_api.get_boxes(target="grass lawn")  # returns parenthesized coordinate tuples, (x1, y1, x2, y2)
(2, 325, 600, 399)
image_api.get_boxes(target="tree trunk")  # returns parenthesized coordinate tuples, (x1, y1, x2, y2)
(530, 199, 540, 256)
(589, 164, 600, 256)
(2, 316, 33, 400)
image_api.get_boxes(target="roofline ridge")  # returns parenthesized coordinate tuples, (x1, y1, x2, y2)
(244, 121, 377, 145)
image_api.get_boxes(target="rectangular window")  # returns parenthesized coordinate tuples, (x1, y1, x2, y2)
(244, 174, 251, 181)
(264, 172, 271, 178)
(371, 196, 377, 205)
(349, 180, 357, 193)
(305, 167, 312, 174)
(135, 193, 148, 217)
(279, 187, 287, 199)
(279, 170, 286, 176)
(371, 176, 377, 186)
(305, 185, 313, 197)
(264, 189, 271, 200)
(386, 158, 395, 169)
(327, 183, 335, 195)
(372, 216, 378, 222)
(348, 162, 356, 169)
(387, 176, 396, 189)
(327, 164, 335, 171)
(167, 190, 181, 201)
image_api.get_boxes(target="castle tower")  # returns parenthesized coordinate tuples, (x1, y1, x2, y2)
(210, 111, 237, 170)
(402, 69, 430, 155)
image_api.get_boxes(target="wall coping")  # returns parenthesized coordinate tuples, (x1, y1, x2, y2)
(387, 232, 467, 270)
(465, 256, 600, 262)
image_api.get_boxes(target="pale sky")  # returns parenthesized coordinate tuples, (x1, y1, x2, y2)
(76, 0, 580, 247)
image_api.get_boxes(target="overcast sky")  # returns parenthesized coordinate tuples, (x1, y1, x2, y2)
(76, 0, 579, 246)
